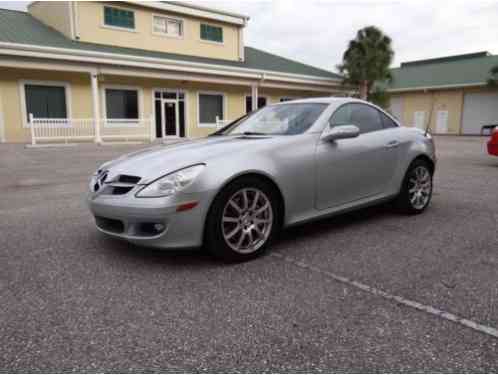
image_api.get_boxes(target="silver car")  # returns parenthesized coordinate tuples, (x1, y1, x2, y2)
(88, 98, 435, 261)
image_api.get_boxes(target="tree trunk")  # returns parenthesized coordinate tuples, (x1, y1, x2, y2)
(359, 80, 368, 100)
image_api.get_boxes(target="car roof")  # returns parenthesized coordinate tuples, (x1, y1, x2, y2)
(273, 97, 366, 105)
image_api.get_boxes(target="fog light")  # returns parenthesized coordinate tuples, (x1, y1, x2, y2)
(139, 222, 166, 236)
(154, 223, 165, 232)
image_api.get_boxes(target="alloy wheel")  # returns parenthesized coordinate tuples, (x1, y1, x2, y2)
(221, 188, 273, 254)
(408, 166, 432, 210)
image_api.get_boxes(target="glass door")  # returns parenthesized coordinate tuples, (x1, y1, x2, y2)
(154, 90, 186, 139)
(163, 100, 178, 137)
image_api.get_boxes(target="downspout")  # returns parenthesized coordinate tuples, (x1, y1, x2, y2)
(72, 2, 80, 40)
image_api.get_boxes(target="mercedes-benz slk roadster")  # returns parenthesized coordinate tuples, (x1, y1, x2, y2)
(88, 98, 436, 261)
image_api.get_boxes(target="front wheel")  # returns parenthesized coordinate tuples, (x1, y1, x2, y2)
(395, 159, 433, 214)
(205, 177, 281, 262)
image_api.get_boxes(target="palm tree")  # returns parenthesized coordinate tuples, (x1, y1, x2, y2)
(487, 65, 498, 87)
(337, 26, 394, 100)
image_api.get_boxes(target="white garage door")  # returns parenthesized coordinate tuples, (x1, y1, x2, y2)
(461, 92, 498, 135)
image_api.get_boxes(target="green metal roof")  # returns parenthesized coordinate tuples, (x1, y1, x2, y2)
(388, 51, 498, 91)
(0, 8, 341, 80)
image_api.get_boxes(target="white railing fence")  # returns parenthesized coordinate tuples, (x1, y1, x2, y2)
(99, 118, 154, 143)
(29, 116, 95, 145)
(215, 116, 231, 130)
(29, 114, 154, 145)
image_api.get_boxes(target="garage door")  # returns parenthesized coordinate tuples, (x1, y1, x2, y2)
(461, 92, 498, 135)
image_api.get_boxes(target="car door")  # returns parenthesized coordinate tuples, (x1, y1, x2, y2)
(315, 103, 400, 210)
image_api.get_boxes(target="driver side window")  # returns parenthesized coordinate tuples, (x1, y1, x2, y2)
(330, 103, 384, 134)
(349, 104, 383, 134)
(329, 104, 352, 127)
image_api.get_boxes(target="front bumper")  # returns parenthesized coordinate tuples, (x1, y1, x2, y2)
(87, 189, 216, 249)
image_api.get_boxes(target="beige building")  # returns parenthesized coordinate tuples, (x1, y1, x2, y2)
(0, 1, 346, 144)
(387, 52, 498, 135)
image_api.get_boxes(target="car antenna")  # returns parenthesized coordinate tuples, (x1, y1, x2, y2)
(425, 92, 435, 136)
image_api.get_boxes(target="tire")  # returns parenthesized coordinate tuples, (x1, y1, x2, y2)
(395, 159, 433, 214)
(205, 176, 282, 262)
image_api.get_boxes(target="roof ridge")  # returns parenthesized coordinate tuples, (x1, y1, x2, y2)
(245, 46, 341, 78)
(0, 7, 28, 14)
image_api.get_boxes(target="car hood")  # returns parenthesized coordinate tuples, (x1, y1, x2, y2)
(99, 136, 274, 184)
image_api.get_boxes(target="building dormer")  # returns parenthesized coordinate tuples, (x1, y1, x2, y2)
(28, 1, 249, 61)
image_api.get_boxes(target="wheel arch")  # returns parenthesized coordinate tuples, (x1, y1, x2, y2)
(203, 171, 286, 244)
(217, 171, 285, 219)
(410, 154, 435, 175)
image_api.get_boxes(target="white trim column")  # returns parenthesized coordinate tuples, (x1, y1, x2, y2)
(0, 89, 5, 143)
(251, 84, 258, 112)
(90, 72, 102, 144)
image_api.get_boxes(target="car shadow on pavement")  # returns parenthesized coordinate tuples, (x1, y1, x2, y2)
(277, 202, 394, 247)
(98, 202, 395, 266)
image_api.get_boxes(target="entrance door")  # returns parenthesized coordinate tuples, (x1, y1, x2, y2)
(154, 90, 186, 138)
(163, 100, 178, 137)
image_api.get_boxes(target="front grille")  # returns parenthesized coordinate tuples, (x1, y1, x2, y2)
(118, 175, 141, 184)
(111, 186, 134, 195)
(95, 216, 124, 234)
(98, 174, 142, 196)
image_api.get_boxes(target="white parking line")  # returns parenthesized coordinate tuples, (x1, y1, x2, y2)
(271, 252, 498, 339)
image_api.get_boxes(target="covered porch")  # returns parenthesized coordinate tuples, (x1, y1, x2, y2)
(0, 56, 348, 145)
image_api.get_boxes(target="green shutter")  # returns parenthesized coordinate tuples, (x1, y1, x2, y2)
(200, 24, 223, 43)
(104, 6, 135, 29)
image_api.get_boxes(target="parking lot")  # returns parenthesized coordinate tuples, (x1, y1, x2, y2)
(1, 136, 497, 372)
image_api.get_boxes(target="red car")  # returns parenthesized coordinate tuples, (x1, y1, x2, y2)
(488, 127, 498, 156)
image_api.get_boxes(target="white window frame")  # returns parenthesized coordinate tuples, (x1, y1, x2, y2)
(101, 4, 137, 33)
(151, 14, 184, 39)
(197, 91, 226, 128)
(245, 95, 269, 113)
(19, 80, 72, 128)
(199, 23, 224, 45)
(101, 84, 143, 128)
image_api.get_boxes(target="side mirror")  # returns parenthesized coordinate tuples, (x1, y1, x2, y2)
(322, 124, 360, 142)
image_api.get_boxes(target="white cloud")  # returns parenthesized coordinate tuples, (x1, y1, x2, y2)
(1, 0, 497, 72)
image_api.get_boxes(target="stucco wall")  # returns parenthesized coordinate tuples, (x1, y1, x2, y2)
(0, 68, 334, 143)
(75, 2, 242, 61)
(28, 1, 72, 38)
(0, 68, 93, 143)
(389, 89, 464, 134)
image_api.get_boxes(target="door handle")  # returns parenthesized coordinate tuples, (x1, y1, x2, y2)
(385, 140, 400, 149)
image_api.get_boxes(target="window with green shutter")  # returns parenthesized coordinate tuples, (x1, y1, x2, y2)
(104, 6, 135, 29)
(25, 85, 67, 121)
(200, 24, 223, 43)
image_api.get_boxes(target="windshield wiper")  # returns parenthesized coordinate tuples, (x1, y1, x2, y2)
(241, 131, 268, 136)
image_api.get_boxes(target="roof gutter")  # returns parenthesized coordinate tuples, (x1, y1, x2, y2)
(0, 41, 341, 88)
(387, 82, 487, 93)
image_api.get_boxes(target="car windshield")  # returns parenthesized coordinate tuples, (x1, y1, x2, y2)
(221, 103, 328, 136)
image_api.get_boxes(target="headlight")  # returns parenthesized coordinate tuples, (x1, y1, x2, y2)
(135, 164, 205, 198)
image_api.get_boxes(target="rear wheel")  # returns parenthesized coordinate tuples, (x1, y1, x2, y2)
(395, 159, 433, 214)
(205, 177, 281, 262)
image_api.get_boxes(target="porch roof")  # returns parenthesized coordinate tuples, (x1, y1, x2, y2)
(0, 8, 341, 81)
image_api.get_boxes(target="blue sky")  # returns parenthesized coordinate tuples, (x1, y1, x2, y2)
(1, 0, 497, 72)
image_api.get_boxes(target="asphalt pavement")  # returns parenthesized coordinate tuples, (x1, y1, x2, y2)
(1, 136, 497, 372)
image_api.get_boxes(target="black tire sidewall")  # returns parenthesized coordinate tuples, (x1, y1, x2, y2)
(205, 176, 282, 262)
